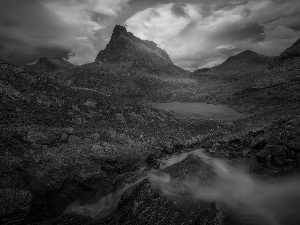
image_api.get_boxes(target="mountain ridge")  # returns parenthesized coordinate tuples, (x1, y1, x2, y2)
(194, 50, 274, 75)
(25, 57, 76, 73)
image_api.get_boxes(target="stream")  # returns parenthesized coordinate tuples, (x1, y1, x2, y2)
(65, 149, 300, 225)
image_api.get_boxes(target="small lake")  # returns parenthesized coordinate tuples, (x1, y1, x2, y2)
(149, 102, 245, 120)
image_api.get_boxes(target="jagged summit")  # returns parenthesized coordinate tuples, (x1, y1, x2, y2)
(95, 25, 173, 67)
(110, 24, 130, 39)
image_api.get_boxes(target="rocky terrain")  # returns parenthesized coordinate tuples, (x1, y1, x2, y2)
(226, 39, 300, 118)
(1, 23, 300, 225)
(190, 50, 275, 104)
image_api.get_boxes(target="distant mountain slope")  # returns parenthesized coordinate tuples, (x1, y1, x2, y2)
(218, 50, 273, 68)
(270, 38, 300, 69)
(224, 38, 300, 114)
(25, 57, 76, 73)
(194, 50, 274, 77)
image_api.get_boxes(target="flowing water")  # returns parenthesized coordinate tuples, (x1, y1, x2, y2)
(64, 149, 300, 225)
(149, 102, 245, 120)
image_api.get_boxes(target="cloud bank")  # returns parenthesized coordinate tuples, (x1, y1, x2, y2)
(125, 0, 300, 71)
(0, 0, 299, 70)
(0, 0, 130, 65)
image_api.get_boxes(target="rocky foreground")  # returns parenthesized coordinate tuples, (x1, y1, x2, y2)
(0, 60, 229, 224)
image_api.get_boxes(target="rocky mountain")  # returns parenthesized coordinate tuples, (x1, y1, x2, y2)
(39, 25, 194, 101)
(25, 57, 76, 73)
(224, 38, 300, 123)
(96, 25, 172, 65)
(221, 50, 272, 66)
(194, 50, 273, 78)
(95, 25, 185, 77)
(187, 51, 272, 105)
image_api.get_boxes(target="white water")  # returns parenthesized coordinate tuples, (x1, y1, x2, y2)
(64, 175, 151, 219)
(64, 150, 300, 225)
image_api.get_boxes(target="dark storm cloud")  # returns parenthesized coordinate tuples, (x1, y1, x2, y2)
(171, 3, 189, 17)
(212, 22, 265, 42)
(0, 0, 73, 64)
(216, 45, 240, 56)
(1, 0, 300, 69)
(0, 0, 131, 65)
(241, 8, 251, 18)
(265, 12, 300, 31)
(126, 0, 300, 71)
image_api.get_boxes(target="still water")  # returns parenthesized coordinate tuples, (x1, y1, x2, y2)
(150, 102, 245, 120)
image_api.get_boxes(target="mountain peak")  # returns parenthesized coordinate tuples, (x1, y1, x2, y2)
(26, 57, 75, 72)
(236, 50, 257, 57)
(95, 24, 174, 68)
(36, 57, 51, 64)
(194, 49, 273, 75)
(112, 25, 128, 36)
(223, 49, 271, 65)
(109, 24, 138, 43)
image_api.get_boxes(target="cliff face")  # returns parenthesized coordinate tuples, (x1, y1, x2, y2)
(96, 25, 173, 67)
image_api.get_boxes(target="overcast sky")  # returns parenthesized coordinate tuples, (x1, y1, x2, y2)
(1, 0, 300, 71)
